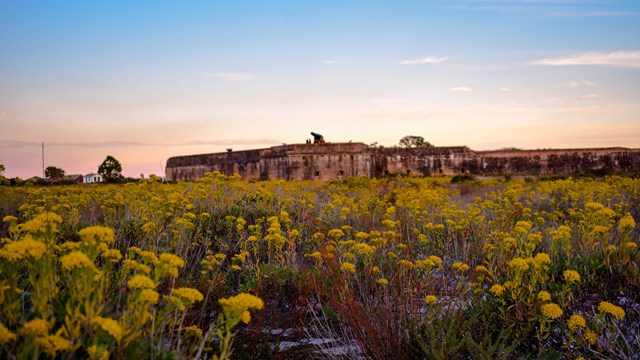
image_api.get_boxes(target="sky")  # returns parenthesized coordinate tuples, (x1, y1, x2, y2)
(1, 0, 639, 179)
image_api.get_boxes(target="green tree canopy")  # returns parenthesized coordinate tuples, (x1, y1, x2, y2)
(0, 163, 5, 177)
(45, 166, 65, 180)
(398, 135, 433, 148)
(98, 155, 124, 183)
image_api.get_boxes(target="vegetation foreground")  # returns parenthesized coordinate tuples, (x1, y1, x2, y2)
(0, 174, 639, 359)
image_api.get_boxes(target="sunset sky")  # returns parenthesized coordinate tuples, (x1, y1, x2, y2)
(1, 0, 639, 179)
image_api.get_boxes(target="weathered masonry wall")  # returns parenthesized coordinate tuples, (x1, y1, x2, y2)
(166, 143, 372, 181)
(166, 144, 640, 181)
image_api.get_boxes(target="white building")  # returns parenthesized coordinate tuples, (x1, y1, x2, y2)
(84, 173, 102, 183)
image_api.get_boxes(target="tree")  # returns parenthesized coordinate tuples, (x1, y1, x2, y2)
(45, 166, 65, 180)
(398, 135, 433, 148)
(98, 155, 124, 183)
(0, 163, 5, 177)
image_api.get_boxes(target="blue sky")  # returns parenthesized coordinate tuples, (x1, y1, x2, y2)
(1, 0, 639, 178)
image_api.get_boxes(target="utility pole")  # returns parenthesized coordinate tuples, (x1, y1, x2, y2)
(42, 142, 45, 178)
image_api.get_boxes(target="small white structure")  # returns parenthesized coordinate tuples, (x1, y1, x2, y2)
(84, 173, 102, 183)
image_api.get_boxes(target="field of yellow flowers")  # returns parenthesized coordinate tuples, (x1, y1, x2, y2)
(0, 173, 638, 359)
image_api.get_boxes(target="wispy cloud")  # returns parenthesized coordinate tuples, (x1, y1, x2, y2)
(399, 56, 448, 65)
(450, 86, 473, 92)
(321, 60, 338, 64)
(531, 51, 640, 68)
(555, 80, 596, 87)
(206, 72, 256, 81)
(500, 87, 512, 92)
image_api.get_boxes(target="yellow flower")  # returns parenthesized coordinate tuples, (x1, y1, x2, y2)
(139, 289, 160, 304)
(0, 322, 16, 344)
(231, 265, 242, 271)
(540, 303, 563, 319)
(627, 242, 637, 249)
(567, 314, 586, 331)
(309, 251, 322, 260)
(475, 265, 490, 274)
(155, 253, 185, 277)
(507, 258, 530, 272)
(502, 237, 517, 248)
(415, 258, 436, 269)
(40, 334, 72, 355)
(353, 243, 376, 256)
(127, 275, 156, 290)
(60, 251, 96, 271)
(159, 253, 184, 267)
(101, 248, 122, 262)
(2, 215, 18, 223)
(0, 236, 47, 262)
(489, 284, 506, 297)
(93, 316, 123, 342)
(19, 212, 62, 235)
(452, 262, 470, 272)
(534, 252, 551, 265)
(20, 318, 49, 337)
(605, 245, 617, 252)
(327, 229, 345, 240)
(88, 344, 110, 360)
(377, 278, 389, 285)
(183, 325, 203, 339)
(340, 262, 356, 273)
(563, 270, 581, 283)
(241, 310, 251, 324)
(428, 255, 442, 266)
(343, 252, 355, 260)
(370, 266, 381, 274)
(424, 295, 437, 304)
(584, 330, 598, 345)
(219, 293, 264, 324)
(172, 287, 204, 304)
(398, 259, 414, 269)
(78, 226, 115, 245)
(537, 291, 551, 302)
(618, 214, 636, 231)
(598, 301, 625, 320)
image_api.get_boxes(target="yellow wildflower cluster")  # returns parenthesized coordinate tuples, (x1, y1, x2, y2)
(0, 236, 47, 262)
(540, 303, 563, 319)
(155, 253, 185, 277)
(20, 318, 49, 337)
(507, 257, 530, 272)
(598, 301, 625, 320)
(489, 284, 506, 297)
(219, 293, 264, 324)
(93, 316, 123, 342)
(127, 275, 156, 290)
(452, 262, 470, 272)
(563, 270, 581, 283)
(0, 323, 16, 344)
(340, 262, 356, 273)
(537, 291, 551, 302)
(78, 226, 115, 246)
(172, 287, 204, 304)
(567, 314, 586, 331)
(424, 295, 437, 304)
(60, 251, 97, 271)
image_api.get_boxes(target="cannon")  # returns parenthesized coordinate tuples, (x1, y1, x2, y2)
(310, 132, 325, 144)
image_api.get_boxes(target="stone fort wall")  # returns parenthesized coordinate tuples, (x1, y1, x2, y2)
(165, 143, 640, 181)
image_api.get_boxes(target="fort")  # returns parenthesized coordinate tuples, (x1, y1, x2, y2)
(165, 138, 640, 181)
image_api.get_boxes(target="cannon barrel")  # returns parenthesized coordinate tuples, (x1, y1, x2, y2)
(310, 132, 323, 139)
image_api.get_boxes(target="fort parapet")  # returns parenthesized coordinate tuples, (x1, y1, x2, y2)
(165, 143, 640, 181)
